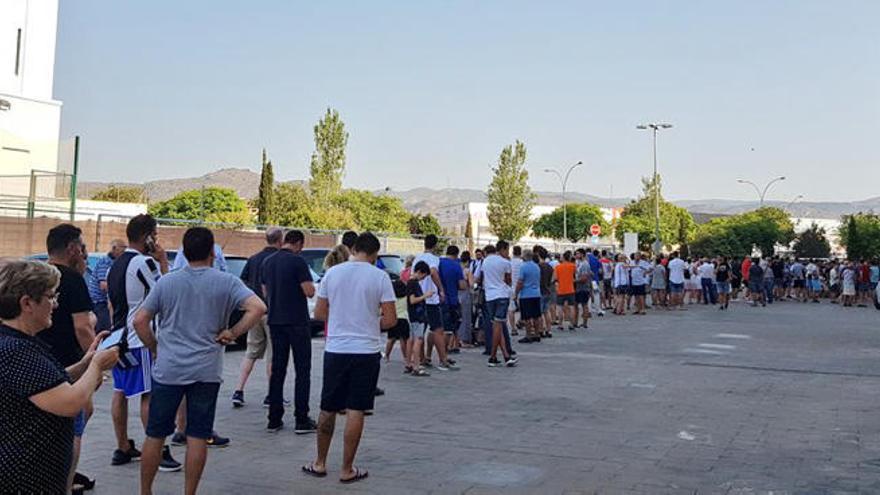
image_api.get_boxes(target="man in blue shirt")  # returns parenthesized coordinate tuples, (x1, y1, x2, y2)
(87, 238, 127, 333)
(171, 243, 228, 272)
(514, 249, 543, 343)
(438, 245, 466, 354)
(261, 230, 317, 433)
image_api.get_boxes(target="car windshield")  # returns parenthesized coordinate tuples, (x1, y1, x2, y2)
(225, 258, 247, 278)
(380, 255, 404, 276)
(299, 250, 328, 279)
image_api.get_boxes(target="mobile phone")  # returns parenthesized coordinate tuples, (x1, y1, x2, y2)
(144, 235, 156, 254)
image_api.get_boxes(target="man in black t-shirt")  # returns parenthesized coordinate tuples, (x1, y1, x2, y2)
(262, 230, 317, 433)
(38, 224, 95, 493)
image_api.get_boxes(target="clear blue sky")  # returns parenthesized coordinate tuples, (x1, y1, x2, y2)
(55, 1, 879, 202)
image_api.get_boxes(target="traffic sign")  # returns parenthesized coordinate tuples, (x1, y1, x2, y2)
(589, 224, 601, 236)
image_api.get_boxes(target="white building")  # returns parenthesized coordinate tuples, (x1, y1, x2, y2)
(0, 0, 63, 200)
(435, 201, 620, 250)
(791, 217, 844, 256)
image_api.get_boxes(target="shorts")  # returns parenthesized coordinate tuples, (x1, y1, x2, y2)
(810, 279, 822, 292)
(793, 279, 805, 288)
(540, 294, 551, 313)
(409, 321, 426, 339)
(245, 315, 272, 360)
(749, 281, 762, 293)
(112, 347, 153, 398)
(716, 281, 731, 294)
(602, 279, 613, 295)
(388, 318, 410, 340)
(440, 304, 461, 333)
(615, 285, 629, 296)
(320, 352, 381, 413)
(145, 381, 220, 440)
(485, 298, 510, 322)
(859, 282, 872, 292)
(575, 291, 590, 304)
(775, 279, 785, 288)
(519, 297, 542, 320)
(74, 409, 88, 437)
(669, 282, 684, 293)
(630, 285, 646, 296)
(425, 305, 443, 331)
(556, 293, 575, 305)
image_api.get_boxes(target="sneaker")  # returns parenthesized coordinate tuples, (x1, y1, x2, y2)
(294, 418, 318, 435)
(505, 357, 519, 367)
(207, 432, 230, 448)
(232, 390, 245, 408)
(170, 432, 186, 446)
(446, 358, 457, 365)
(449, 348, 461, 354)
(111, 440, 141, 466)
(374, 387, 385, 397)
(487, 358, 501, 367)
(532, 337, 541, 343)
(267, 420, 284, 432)
(263, 397, 292, 408)
(442, 361, 460, 371)
(158, 446, 182, 472)
(518, 336, 533, 344)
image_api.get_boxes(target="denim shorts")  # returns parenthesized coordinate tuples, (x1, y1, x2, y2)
(556, 293, 575, 305)
(145, 381, 220, 440)
(540, 294, 551, 313)
(74, 409, 88, 437)
(716, 281, 731, 294)
(669, 282, 684, 293)
(485, 298, 510, 322)
(409, 321, 426, 339)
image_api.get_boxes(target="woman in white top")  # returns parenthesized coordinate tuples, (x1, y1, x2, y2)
(686, 259, 701, 304)
(612, 254, 630, 315)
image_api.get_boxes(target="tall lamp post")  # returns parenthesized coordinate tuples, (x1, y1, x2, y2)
(736, 176, 786, 207)
(544, 161, 583, 242)
(636, 123, 673, 253)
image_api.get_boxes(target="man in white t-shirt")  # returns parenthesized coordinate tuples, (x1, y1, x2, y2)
(305, 232, 397, 484)
(508, 246, 523, 335)
(479, 241, 518, 367)
(412, 235, 457, 371)
(667, 252, 687, 310)
(698, 258, 717, 304)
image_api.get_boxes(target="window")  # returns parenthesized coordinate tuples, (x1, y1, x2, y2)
(14, 28, 21, 76)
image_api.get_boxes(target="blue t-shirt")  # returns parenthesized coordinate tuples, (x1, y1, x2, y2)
(587, 253, 601, 282)
(518, 261, 541, 299)
(87, 254, 114, 304)
(438, 257, 463, 307)
(262, 249, 313, 326)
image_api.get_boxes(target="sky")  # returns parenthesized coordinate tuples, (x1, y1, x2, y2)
(54, 1, 879, 202)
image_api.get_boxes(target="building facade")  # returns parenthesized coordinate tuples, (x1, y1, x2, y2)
(0, 0, 63, 200)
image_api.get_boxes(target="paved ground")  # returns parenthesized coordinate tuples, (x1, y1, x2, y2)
(78, 298, 880, 494)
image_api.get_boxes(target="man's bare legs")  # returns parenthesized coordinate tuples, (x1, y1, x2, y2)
(113, 391, 150, 451)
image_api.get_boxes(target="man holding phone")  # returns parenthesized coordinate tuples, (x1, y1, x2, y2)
(106, 214, 181, 472)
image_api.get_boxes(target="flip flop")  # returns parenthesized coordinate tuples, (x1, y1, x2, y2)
(340, 467, 369, 484)
(73, 473, 95, 491)
(301, 463, 327, 478)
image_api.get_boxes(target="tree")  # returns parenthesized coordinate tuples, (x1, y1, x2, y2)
(532, 202, 610, 242)
(256, 148, 275, 224)
(309, 108, 348, 202)
(615, 175, 695, 252)
(91, 185, 147, 203)
(333, 190, 410, 234)
(689, 207, 796, 258)
(408, 213, 443, 236)
(148, 187, 252, 225)
(486, 140, 536, 242)
(272, 183, 355, 230)
(793, 223, 831, 259)
(839, 213, 880, 260)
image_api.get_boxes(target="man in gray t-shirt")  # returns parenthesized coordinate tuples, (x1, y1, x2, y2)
(134, 227, 265, 495)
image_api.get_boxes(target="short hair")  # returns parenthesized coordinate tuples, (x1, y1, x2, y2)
(0, 260, 60, 319)
(353, 232, 381, 255)
(513, 246, 522, 256)
(424, 234, 438, 250)
(414, 261, 430, 274)
(126, 214, 157, 243)
(284, 230, 305, 245)
(671, 251, 680, 258)
(46, 224, 83, 256)
(592, 250, 599, 256)
(265, 227, 283, 245)
(446, 245, 460, 256)
(522, 249, 534, 262)
(563, 251, 573, 262)
(110, 238, 127, 249)
(341, 231, 358, 248)
(182, 227, 215, 262)
(575, 248, 586, 256)
(496, 240, 509, 251)
(392, 279, 407, 298)
(484, 244, 496, 255)
(323, 244, 350, 269)
(404, 254, 415, 267)
(460, 251, 471, 263)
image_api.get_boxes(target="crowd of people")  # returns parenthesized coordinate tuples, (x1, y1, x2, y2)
(1, 213, 878, 494)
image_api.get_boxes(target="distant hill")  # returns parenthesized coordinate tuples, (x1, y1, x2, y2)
(80, 169, 878, 220)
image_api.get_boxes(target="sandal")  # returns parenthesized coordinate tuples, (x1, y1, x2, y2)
(340, 467, 369, 484)
(411, 368, 430, 377)
(302, 463, 328, 478)
(73, 473, 95, 491)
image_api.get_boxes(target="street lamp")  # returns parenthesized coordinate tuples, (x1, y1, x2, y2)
(544, 161, 583, 242)
(736, 176, 786, 207)
(636, 123, 673, 253)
